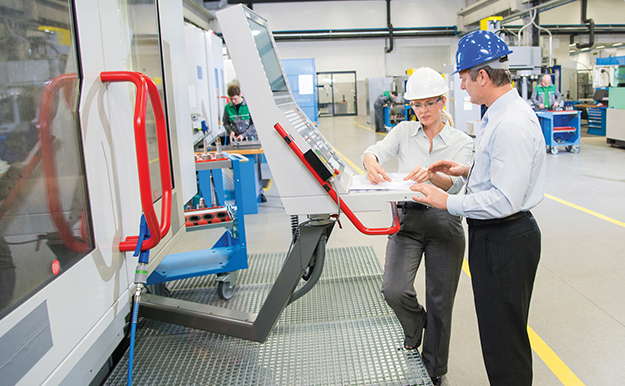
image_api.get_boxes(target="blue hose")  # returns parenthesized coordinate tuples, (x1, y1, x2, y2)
(127, 295, 140, 386)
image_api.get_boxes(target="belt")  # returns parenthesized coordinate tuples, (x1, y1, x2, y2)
(397, 201, 429, 211)
(466, 211, 530, 227)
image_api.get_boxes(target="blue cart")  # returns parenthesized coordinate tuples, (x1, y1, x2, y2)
(147, 152, 248, 300)
(535, 110, 581, 155)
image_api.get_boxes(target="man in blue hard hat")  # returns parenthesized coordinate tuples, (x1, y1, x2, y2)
(409, 30, 546, 386)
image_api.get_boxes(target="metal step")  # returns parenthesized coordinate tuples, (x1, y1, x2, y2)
(104, 246, 433, 386)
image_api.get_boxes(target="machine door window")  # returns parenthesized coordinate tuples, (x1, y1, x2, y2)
(0, 1, 93, 319)
(118, 0, 173, 202)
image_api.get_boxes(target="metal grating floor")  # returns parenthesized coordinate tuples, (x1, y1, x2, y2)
(104, 246, 433, 385)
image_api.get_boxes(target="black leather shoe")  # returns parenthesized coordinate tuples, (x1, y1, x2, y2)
(430, 376, 442, 386)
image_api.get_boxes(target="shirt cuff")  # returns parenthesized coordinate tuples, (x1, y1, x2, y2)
(446, 194, 465, 217)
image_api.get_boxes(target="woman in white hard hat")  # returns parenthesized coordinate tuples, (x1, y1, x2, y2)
(362, 67, 473, 386)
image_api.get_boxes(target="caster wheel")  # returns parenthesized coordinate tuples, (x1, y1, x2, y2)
(217, 281, 236, 300)
(571, 145, 580, 154)
(550, 146, 559, 155)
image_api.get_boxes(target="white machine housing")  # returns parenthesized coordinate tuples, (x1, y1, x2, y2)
(185, 24, 227, 146)
(217, 5, 415, 216)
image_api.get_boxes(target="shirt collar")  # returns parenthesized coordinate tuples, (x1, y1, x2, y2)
(411, 121, 452, 146)
(483, 88, 518, 123)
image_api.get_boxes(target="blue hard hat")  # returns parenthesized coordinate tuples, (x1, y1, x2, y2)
(453, 30, 513, 74)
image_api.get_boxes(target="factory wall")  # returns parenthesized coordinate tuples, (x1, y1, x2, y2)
(218, 0, 625, 115)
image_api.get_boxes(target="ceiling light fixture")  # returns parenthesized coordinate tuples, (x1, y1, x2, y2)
(613, 42, 624, 47)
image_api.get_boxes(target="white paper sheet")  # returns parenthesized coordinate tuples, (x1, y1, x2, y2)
(349, 173, 416, 192)
(299, 74, 314, 95)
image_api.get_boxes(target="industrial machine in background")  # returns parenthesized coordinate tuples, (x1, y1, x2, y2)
(185, 23, 228, 147)
(606, 86, 625, 147)
(509, 45, 543, 102)
(443, 64, 481, 135)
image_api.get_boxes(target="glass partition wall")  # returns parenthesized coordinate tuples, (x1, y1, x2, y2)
(317, 71, 357, 117)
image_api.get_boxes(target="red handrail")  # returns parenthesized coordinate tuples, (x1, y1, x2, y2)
(39, 73, 90, 253)
(100, 71, 172, 252)
(274, 123, 399, 235)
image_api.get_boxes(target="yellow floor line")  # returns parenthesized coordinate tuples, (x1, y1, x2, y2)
(461, 258, 584, 385)
(354, 121, 386, 135)
(527, 326, 585, 385)
(332, 147, 364, 175)
(545, 193, 625, 228)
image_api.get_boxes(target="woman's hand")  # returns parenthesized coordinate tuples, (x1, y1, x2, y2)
(363, 153, 391, 184)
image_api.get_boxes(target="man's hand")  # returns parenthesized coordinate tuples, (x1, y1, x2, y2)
(553, 101, 560, 108)
(410, 183, 448, 210)
(539, 103, 545, 109)
(404, 166, 430, 183)
(428, 160, 470, 178)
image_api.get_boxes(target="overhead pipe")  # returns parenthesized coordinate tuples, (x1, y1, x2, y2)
(386, 0, 393, 53)
(258, 27, 456, 42)
(575, 0, 594, 49)
(503, 24, 625, 36)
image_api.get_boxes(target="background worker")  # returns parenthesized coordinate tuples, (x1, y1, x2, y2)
(362, 67, 473, 386)
(530, 73, 563, 110)
(373, 90, 398, 132)
(223, 84, 258, 142)
(410, 31, 546, 386)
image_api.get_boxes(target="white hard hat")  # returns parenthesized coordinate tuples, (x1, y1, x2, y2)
(403, 67, 449, 100)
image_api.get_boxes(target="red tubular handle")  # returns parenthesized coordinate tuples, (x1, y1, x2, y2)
(39, 73, 90, 253)
(273, 123, 400, 235)
(100, 71, 172, 252)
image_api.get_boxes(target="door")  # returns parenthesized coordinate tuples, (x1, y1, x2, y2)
(317, 71, 357, 117)
(0, 1, 194, 385)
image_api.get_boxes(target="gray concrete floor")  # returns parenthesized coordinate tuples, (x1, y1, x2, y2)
(176, 115, 625, 385)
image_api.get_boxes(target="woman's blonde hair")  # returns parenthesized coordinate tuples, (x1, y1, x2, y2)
(441, 108, 454, 128)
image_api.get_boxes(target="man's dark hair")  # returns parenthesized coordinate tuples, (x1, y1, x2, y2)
(468, 56, 512, 87)
(468, 65, 512, 88)
(227, 84, 241, 98)
(391, 91, 398, 97)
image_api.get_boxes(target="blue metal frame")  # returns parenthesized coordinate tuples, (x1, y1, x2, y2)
(147, 153, 248, 284)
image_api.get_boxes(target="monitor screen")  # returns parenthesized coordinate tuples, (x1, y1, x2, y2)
(593, 88, 609, 102)
(247, 18, 289, 92)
